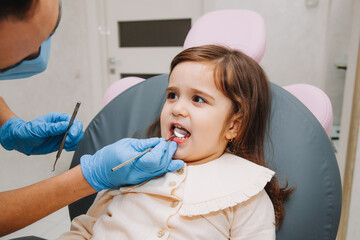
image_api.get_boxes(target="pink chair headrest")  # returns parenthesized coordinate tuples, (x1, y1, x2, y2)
(283, 84, 333, 136)
(183, 9, 266, 62)
(102, 77, 145, 107)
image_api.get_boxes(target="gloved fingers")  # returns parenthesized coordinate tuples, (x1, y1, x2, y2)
(137, 140, 177, 171)
(57, 112, 72, 121)
(42, 115, 83, 137)
(166, 141, 177, 159)
(131, 137, 161, 152)
(38, 112, 70, 123)
(136, 139, 167, 170)
(156, 141, 177, 169)
(52, 112, 72, 122)
(64, 131, 84, 151)
(41, 121, 70, 137)
(64, 141, 78, 151)
(69, 119, 83, 136)
(64, 119, 84, 149)
(166, 159, 185, 172)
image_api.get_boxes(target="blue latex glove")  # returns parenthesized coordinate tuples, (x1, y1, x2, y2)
(0, 113, 83, 155)
(80, 138, 184, 191)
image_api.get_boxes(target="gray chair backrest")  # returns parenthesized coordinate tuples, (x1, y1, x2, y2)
(69, 74, 341, 240)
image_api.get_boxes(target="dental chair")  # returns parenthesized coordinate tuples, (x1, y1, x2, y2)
(69, 9, 341, 240)
(11, 9, 341, 240)
(67, 74, 341, 240)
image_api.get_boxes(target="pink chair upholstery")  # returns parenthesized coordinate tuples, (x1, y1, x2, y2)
(183, 9, 266, 63)
(283, 84, 333, 136)
(102, 77, 145, 107)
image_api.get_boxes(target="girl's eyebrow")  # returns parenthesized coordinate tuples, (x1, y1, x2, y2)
(190, 88, 215, 102)
(165, 86, 178, 92)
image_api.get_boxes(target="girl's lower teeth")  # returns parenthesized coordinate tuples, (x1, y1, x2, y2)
(174, 127, 187, 139)
(174, 133, 187, 139)
(175, 136, 187, 139)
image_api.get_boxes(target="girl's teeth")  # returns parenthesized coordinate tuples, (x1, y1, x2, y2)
(174, 126, 188, 139)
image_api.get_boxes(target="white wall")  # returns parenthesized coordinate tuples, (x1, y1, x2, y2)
(324, 0, 353, 125)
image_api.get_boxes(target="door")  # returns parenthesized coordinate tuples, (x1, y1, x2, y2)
(102, 0, 203, 84)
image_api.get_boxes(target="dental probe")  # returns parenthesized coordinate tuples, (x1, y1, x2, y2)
(111, 136, 175, 172)
(52, 102, 81, 171)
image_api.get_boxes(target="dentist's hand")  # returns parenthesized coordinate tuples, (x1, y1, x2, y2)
(80, 138, 184, 191)
(0, 113, 83, 155)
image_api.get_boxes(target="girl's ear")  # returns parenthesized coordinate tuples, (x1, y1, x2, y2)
(225, 115, 240, 140)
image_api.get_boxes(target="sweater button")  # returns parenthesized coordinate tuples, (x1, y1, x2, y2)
(171, 200, 179, 208)
(177, 168, 184, 174)
(157, 230, 165, 238)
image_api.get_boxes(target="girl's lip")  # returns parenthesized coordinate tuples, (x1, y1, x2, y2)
(168, 133, 189, 143)
(169, 133, 188, 144)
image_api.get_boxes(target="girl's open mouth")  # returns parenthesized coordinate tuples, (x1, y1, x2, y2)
(171, 124, 191, 142)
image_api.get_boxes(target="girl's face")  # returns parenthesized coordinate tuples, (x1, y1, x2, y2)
(160, 61, 239, 165)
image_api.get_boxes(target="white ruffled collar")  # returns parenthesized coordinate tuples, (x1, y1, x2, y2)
(120, 153, 274, 217)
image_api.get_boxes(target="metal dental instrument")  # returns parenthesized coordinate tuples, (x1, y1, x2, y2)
(111, 136, 175, 172)
(52, 102, 81, 171)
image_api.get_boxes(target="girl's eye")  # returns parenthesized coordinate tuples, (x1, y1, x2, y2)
(167, 92, 178, 100)
(193, 95, 206, 103)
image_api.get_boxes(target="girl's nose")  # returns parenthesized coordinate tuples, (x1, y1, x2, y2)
(172, 100, 188, 117)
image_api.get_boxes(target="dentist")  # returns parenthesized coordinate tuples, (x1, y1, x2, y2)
(0, 0, 184, 237)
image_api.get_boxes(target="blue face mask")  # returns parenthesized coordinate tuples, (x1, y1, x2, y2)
(0, 37, 52, 80)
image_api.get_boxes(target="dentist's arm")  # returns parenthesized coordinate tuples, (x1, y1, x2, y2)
(0, 96, 16, 127)
(0, 165, 95, 237)
(0, 137, 184, 237)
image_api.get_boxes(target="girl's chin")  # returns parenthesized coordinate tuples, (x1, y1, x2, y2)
(172, 151, 186, 160)
(172, 152, 181, 159)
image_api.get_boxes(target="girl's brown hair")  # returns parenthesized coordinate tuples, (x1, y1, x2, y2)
(148, 45, 293, 226)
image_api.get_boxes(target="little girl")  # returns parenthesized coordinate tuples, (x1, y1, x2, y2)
(58, 45, 293, 239)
